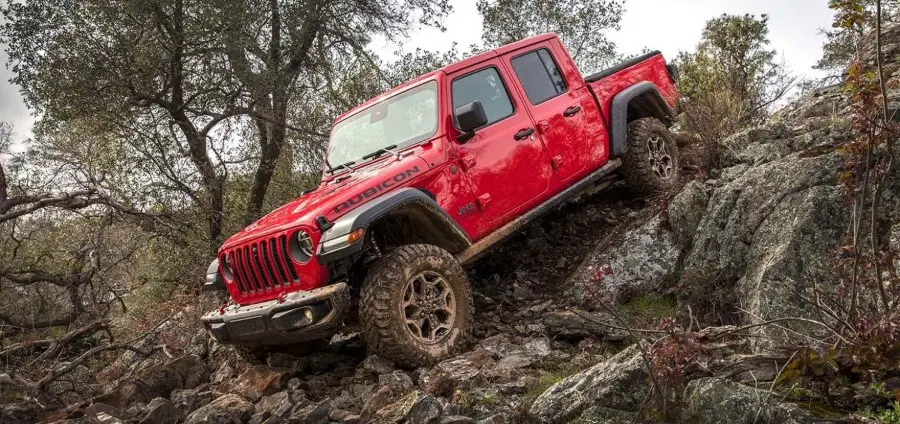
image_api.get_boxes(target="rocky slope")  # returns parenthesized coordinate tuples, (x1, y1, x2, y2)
(14, 25, 900, 424)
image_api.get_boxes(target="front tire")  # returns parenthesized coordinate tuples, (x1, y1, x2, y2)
(360, 244, 474, 367)
(622, 117, 681, 192)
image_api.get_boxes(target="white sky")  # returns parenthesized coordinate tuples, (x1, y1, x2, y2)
(1, 0, 835, 147)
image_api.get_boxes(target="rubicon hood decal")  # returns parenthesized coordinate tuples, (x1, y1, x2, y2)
(332, 166, 422, 214)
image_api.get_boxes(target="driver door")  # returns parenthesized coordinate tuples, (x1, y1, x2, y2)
(449, 61, 553, 231)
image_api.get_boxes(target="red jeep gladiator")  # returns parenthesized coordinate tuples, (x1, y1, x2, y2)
(202, 33, 680, 366)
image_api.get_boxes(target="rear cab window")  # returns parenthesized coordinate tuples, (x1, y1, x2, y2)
(451, 67, 515, 128)
(510, 48, 567, 104)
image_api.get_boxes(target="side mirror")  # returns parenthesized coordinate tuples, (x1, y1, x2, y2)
(455, 101, 488, 143)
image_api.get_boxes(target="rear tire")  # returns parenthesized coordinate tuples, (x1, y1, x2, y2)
(622, 117, 681, 192)
(360, 244, 474, 367)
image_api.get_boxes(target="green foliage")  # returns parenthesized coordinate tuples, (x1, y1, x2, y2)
(816, 0, 900, 74)
(863, 402, 900, 423)
(477, 0, 624, 73)
(676, 14, 792, 131)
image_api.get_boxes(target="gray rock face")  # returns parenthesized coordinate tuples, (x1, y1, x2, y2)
(668, 180, 709, 248)
(678, 149, 848, 342)
(571, 214, 679, 307)
(184, 394, 253, 424)
(683, 378, 819, 424)
(529, 344, 648, 423)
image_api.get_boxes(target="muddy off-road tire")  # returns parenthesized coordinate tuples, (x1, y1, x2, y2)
(360, 244, 474, 367)
(622, 117, 681, 192)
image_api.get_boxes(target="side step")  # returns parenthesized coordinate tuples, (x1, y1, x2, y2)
(457, 159, 622, 265)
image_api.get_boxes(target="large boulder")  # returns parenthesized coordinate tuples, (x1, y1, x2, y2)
(677, 148, 849, 342)
(682, 378, 819, 424)
(529, 344, 648, 423)
(570, 214, 679, 307)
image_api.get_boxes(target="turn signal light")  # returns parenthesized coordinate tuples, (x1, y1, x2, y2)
(347, 228, 366, 244)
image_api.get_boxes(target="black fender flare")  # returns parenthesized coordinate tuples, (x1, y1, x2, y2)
(609, 81, 675, 157)
(316, 188, 471, 264)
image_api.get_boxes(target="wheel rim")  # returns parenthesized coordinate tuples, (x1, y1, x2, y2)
(401, 271, 456, 344)
(647, 134, 675, 180)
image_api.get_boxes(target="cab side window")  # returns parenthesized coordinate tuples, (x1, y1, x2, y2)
(511, 48, 567, 104)
(452, 67, 514, 128)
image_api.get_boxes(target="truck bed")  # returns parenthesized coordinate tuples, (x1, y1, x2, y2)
(584, 50, 663, 83)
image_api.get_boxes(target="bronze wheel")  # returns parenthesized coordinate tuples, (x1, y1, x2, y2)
(402, 271, 457, 344)
(647, 134, 676, 180)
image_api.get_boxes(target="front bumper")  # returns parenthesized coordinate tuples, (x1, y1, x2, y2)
(201, 282, 351, 346)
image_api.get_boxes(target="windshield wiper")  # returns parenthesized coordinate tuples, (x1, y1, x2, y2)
(327, 161, 356, 174)
(361, 144, 400, 161)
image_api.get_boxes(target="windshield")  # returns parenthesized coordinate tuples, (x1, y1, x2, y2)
(327, 81, 439, 169)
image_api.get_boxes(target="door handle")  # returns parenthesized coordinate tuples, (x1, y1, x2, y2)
(514, 128, 535, 140)
(563, 106, 582, 117)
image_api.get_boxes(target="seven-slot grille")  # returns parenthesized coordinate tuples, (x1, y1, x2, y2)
(222, 234, 300, 294)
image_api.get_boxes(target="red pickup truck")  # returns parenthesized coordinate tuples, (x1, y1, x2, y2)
(202, 33, 680, 366)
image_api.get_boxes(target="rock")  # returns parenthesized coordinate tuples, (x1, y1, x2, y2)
(267, 353, 310, 373)
(378, 370, 415, 392)
(0, 400, 41, 424)
(362, 386, 398, 417)
(737, 184, 847, 349)
(668, 180, 709, 247)
(683, 378, 817, 424)
(229, 366, 290, 401)
(210, 363, 235, 385)
(288, 398, 330, 424)
(530, 344, 648, 422)
(187, 330, 210, 358)
(571, 214, 679, 307)
(361, 355, 395, 375)
(543, 309, 628, 341)
(425, 348, 495, 395)
(171, 388, 213, 415)
(308, 352, 354, 373)
(97, 354, 208, 407)
(169, 355, 209, 390)
(251, 391, 294, 423)
(139, 397, 179, 424)
(720, 121, 795, 166)
(375, 390, 442, 424)
(184, 394, 253, 424)
(329, 409, 361, 423)
(94, 411, 126, 423)
(479, 334, 518, 357)
(440, 416, 475, 424)
(678, 150, 848, 345)
(569, 406, 636, 423)
(84, 403, 125, 423)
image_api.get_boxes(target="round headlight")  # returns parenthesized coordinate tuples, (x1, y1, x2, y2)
(292, 231, 314, 263)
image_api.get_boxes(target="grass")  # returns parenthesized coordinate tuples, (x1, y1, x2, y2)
(619, 293, 677, 329)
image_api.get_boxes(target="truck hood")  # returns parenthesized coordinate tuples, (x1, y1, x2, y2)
(222, 153, 430, 249)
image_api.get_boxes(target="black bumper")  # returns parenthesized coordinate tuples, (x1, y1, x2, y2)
(201, 283, 351, 346)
